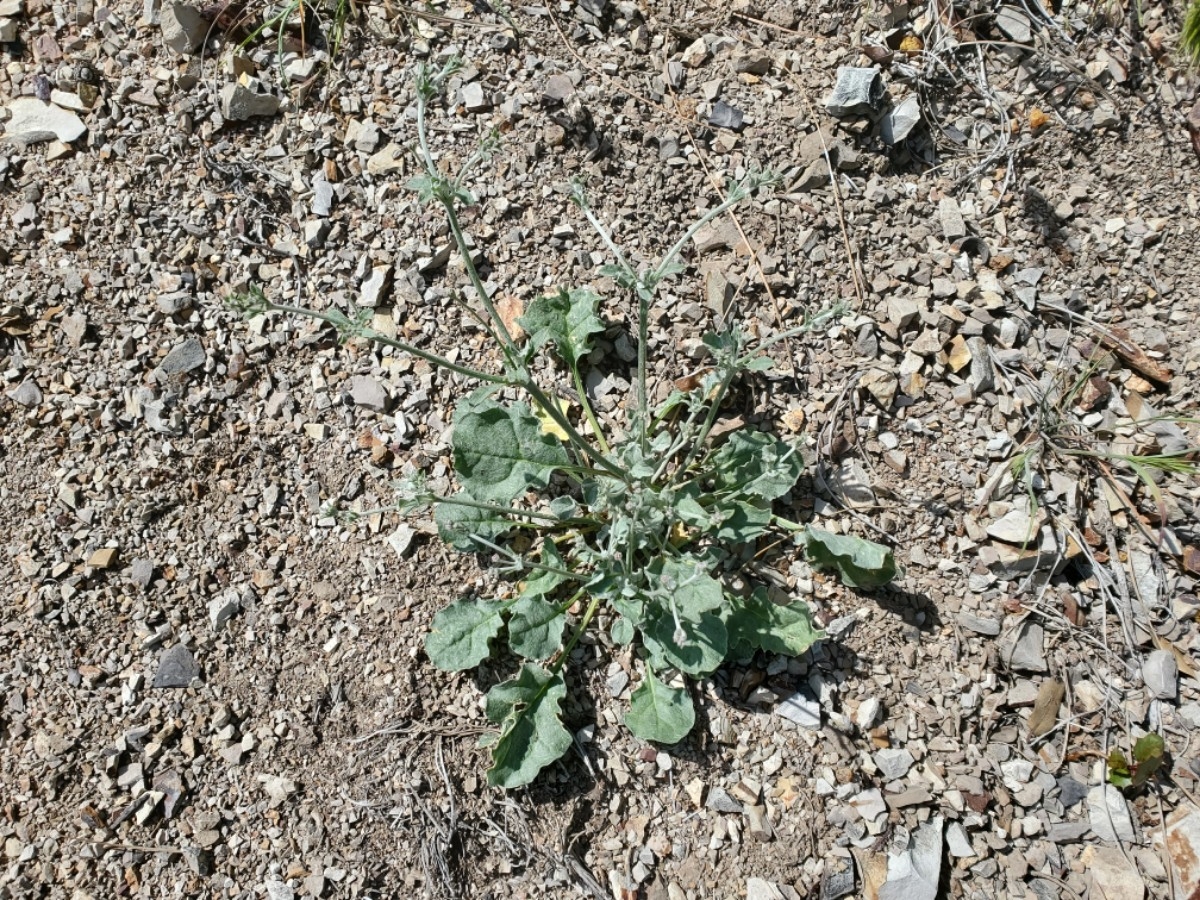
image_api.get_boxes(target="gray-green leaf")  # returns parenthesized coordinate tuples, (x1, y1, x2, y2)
(434, 496, 512, 551)
(727, 587, 824, 657)
(626, 669, 695, 744)
(517, 287, 605, 370)
(484, 664, 573, 788)
(715, 498, 772, 543)
(452, 393, 569, 503)
(508, 595, 565, 659)
(425, 599, 511, 671)
(643, 607, 727, 676)
(803, 526, 898, 589)
(711, 431, 805, 501)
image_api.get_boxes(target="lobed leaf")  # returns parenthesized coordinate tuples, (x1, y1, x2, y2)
(626, 669, 695, 744)
(452, 393, 569, 504)
(425, 599, 511, 671)
(802, 526, 898, 589)
(714, 498, 772, 543)
(517, 287, 605, 370)
(727, 587, 824, 657)
(710, 431, 805, 501)
(484, 664, 573, 788)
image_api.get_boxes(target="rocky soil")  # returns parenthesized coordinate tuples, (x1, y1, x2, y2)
(3, 0, 1200, 898)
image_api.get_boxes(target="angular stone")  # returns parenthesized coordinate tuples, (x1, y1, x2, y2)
(956, 613, 1000, 636)
(945, 822, 974, 857)
(705, 787, 743, 814)
(875, 748, 914, 781)
(160, 337, 205, 375)
(775, 691, 821, 729)
(995, 5, 1032, 43)
(708, 100, 744, 131)
(160, 3, 206, 54)
(4, 97, 86, 144)
(461, 82, 489, 112)
(878, 815, 942, 900)
(220, 81, 280, 120)
(825, 67, 885, 117)
(1143, 649, 1177, 700)
(9, 379, 43, 407)
(1087, 784, 1135, 843)
(347, 375, 388, 411)
(153, 644, 199, 688)
(366, 143, 406, 174)
(939, 197, 966, 240)
(881, 95, 921, 144)
(209, 591, 240, 631)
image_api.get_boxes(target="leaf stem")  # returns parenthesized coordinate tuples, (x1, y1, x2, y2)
(572, 363, 610, 454)
(265, 302, 509, 385)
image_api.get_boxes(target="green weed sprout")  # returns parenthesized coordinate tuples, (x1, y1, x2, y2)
(229, 61, 897, 787)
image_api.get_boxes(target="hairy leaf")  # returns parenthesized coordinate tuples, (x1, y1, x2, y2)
(715, 498, 772, 543)
(452, 393, 569, 503)
(508, 595, 565, 659)
(652, 556, 723, 616)
(484, 664, 573, 788)
(643, 607, 727, 676)
(523, 540, 569, 597)
(434, 496, 512, 551)
(626, 669, 695, 744)
(727, 587, 824, 657)
(711, 431, 804, 501)
(518, 287, 605, 370)
(425, 599, 511, 671)
(803, 526, 898, 589)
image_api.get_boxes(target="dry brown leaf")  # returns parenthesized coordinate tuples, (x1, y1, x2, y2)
(899, 33, 924, 55)
(1029, 107, 1050, 130)
(495, 295, 525, 342)
(782, 407, 806, 433)
(1098, 325, 1172, 386)
(1028, 679, 1065, 736)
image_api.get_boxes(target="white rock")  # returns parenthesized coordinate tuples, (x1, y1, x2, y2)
(878, 815, 943, 900)
(3, 98, 86, 144)
(220, 81, 280, 120)
(775, 691, 820, 729)
(746, 878, 785, 900)
(875, 748, 914, 781)
(856, 697, 882, 730)
(1143, 649, 1177, 700)
(1088, 784, 1136, 843)
(1081, 845, 1145, 900)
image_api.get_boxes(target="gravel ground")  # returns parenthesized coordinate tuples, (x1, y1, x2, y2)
(3, 0, 1200, 897)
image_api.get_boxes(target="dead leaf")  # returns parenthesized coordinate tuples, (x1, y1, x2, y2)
(851, 848, 889, 900)
(0, 306, 33, 336)
(947, 334, 971, 373)
(495, 295, 525, 342)
(898, 33, 924, 54)
(1028, 679, 1065, 736)
(782, 407, 806, 433)
(1098, 325, 1172, 386)
(1029, 107, 1050, 130)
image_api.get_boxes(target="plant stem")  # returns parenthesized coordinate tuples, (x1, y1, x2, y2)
(551, 589, 602, 674)
(521, 377, 629, 481)
(667, 361, 738, 487)
(266, 302, 509, 385)
(434, 493, 562, 522)
(572, 364, 610, 454)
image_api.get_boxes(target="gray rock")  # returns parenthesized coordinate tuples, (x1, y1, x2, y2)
(461, 82, 489, 112)
(220, 81, 280, 120)
(1093, 105, 1120, 129)
(1004, 621, 1048, 672)
(986, 508, 1043, 544)
(387, 524, 416, 559)
(1057, 775, 1087, 808)
(881, 95, 921, 144)
(820, 868, 855, 900)
(366, 143, 406, 174)
(312, 177, 334, 217)
(708, 100, 744, 131)
(209, 591, 240, 631)
(304, 219, 330, 248)
(945, 821, 974, 857)
(731, 48, 771, 75)
(160, 3, 206, 54)
(875, 748, 914, 780)
(956, 613, 1000, 636)
(1046, 821, 1090, 842)
(9, 379, 42, 407)
(856, 697, 882, 730)
(153, 644, 199, 688)
(775, 691, 821, 729)
(353, 119, 380, 153)
(1088, 784, 1135, 843)
(160, 337, 205, 375)
(825, 67, 885, 117)
(348, 375, 388, 411)
(938, 197, 966, 240)
(543, 73, 574, 102)
(664, 60, 684, 90)
(705, 787, 743, 814)
(995, 5, 1032, 43)
(878, 815, 943, 900)
(1143, 649, 1178, 699)
(746, 878, 785, 900)
(965, 337, 995, 393)
(359, 265, 390, 308)
(264, 880, 294, 900)
(131, 558, 155, 588)
(3, 97, 86, 144)
(0, 17, 17, 41)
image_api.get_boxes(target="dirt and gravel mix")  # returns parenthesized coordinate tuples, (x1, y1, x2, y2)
(3, 0, 1200, 897)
